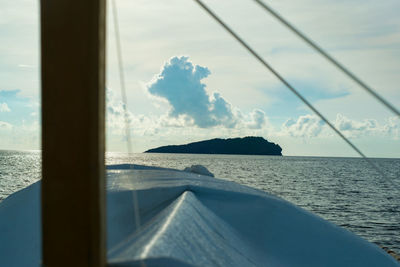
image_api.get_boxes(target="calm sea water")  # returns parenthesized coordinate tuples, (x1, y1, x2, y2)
(1, 150, 399, 253)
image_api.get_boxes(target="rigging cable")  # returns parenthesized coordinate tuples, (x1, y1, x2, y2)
(252, 0, 399, 118)
(111, 0, 142, 231)
(192, 0, 396, 185)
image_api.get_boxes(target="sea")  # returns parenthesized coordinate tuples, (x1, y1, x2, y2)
(1, 150, 399, 254)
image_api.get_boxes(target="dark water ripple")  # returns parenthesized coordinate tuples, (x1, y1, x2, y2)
(1, 151, 399, 254)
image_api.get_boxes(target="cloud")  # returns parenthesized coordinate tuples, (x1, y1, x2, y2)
(247, 109, 268, 129)
(334, 114, 379, 138)
(334, 114, 400, 139)
(279, 113, 400, 140)
(0, 89, 37, 126)
(105, 55, 398, 155)
(106, 88, 163, 137)
(0, 121, 12, 130)
(147, 56, 239, 128)
(0, 103, 11, 112)
(106, 88, 134, 135)
(0, 88, 39, 149)
(281, 114, 325, 138)
(383, 117, 400, 140)
(18, 64, 36, 69)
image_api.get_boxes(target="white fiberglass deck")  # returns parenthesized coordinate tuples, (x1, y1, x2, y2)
(0, 164, 398, 266)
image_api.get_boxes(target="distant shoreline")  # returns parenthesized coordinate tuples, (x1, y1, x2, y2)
(144, 136, 282, 156)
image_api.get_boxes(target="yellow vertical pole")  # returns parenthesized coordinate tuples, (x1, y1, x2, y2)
(40, 0, 106, 265)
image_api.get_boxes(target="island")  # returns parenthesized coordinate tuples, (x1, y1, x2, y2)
(144, 136, 282, 156)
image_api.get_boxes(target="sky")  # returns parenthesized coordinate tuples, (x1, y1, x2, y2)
(0, 0, 399, 157)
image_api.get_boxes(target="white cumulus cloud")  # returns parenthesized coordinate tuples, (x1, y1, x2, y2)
(0, 103, 11, 112)
(281, 114, 325, 138)
(383, 117, 400, 140)
(0, 121, 12, 130)
(334, 113, 380, 138)
(147, 56, 267, 129)
(333, 114, 399, 139)
(279, 113, 400, 140)
(247, 109, 268, 130)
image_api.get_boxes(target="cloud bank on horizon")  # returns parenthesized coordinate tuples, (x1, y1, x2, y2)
(0, 89, 39, 149)
(282, 113, 399, 140)
(0, 55, 398, 155)
(105, 56, 399, 148)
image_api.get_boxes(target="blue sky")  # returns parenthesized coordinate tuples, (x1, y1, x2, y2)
(1, 0, 399, 157)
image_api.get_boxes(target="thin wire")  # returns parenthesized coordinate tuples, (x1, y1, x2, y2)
(193, 0, 394, 184)
(111, 0, 133, 155)
(253, 0, 399, 118)
(111, 0, 142, 231)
